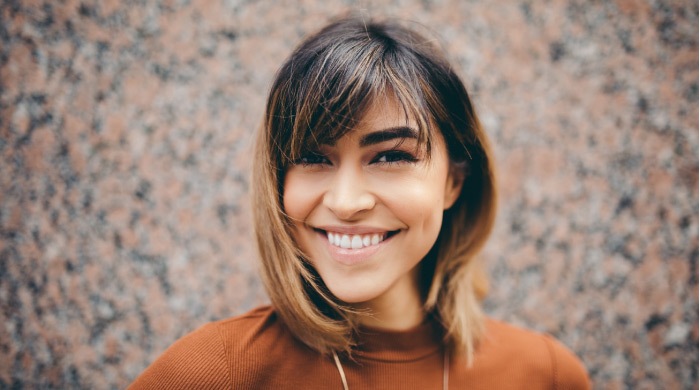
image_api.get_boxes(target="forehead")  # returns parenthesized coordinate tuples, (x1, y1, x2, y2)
(283, 90, 435, 162)
(318, 96, 445, 156)
(345, 97, 418, 138)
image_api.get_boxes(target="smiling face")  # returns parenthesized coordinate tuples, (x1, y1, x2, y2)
(283, 98, 463, 317)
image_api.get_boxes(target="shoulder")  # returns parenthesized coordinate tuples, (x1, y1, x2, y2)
(129, 306, 284, 389)
(213, 304, 283, 342)
(476, 318, 591, 390)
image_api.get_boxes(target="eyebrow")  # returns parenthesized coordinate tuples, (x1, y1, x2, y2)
(359, 126, 419, 147)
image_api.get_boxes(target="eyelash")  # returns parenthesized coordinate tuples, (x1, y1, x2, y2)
(295, 153, 330, 166)
(294, 150, 418, 166)
(373, 150, 419, 165)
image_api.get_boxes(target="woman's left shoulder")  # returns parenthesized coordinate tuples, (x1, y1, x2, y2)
(478, 318, 591, 390)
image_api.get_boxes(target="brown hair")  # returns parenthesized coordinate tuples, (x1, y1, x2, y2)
(253, 16, 497, 363)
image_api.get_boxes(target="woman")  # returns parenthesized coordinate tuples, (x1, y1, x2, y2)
(130, 16, 590, 389)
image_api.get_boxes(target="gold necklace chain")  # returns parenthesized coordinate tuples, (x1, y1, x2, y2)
(332, 350, 449, 390)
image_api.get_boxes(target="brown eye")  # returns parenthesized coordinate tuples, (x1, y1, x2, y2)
(373, 151, 418, 164)
(295, 152, 330, 166)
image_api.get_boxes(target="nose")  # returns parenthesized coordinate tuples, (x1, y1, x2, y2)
(322, 166, 375, 220)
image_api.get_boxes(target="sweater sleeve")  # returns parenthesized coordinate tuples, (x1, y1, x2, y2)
(542, 335, 591, 390)
(128, 323, 231, 389)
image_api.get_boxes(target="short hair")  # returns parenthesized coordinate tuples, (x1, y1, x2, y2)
(253, 16, 497, 363)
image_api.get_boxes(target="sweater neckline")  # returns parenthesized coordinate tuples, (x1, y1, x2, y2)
(353, 319, 444, 362)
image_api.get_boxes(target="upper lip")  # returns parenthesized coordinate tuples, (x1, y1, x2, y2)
(313, 225, 395, 235)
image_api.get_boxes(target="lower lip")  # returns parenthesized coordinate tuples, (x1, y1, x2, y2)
(321, 232, 394, 266)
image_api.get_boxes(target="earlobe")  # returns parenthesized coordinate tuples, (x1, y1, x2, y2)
(444, 169, 464, 210)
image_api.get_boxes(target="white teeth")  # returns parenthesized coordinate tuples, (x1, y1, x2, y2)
(326, 232, 386, 249)
(351, 235, 363, 249)
(340, 235, 351, 249)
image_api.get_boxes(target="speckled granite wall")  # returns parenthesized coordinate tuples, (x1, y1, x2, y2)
(1, 0, 696, 388)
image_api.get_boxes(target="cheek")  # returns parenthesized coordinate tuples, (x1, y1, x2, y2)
(283, 171, 321, 223)
(282, 176, 303, 221)
(377, 164, 450, 207)
(375, 177, 446, 228)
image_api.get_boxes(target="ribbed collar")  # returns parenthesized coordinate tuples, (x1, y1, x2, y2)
(353, 320, 444, 362)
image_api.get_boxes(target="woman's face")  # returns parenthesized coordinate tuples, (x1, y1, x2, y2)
(283, 98, 462, 308)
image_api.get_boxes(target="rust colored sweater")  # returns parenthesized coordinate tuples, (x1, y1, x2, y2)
(130, 306, 590, 389)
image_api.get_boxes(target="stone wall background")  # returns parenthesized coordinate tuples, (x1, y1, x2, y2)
(1, 0, 697, 388)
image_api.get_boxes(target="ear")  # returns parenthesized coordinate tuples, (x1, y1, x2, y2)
(444, 165, 465, 210)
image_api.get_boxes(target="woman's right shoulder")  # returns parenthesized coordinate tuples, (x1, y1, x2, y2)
(214, 304, 281, 339)
(128, 305, 287, 389)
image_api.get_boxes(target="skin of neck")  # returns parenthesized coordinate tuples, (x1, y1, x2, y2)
(353, 266, 425, 331)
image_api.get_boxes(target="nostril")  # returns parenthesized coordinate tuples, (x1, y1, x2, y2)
(323, 193, 376, 220)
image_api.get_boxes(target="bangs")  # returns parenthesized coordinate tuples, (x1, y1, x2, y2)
(267, 20, 440, 167)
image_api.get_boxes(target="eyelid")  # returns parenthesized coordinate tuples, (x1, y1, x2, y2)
(293, 151, 331, 166)
(371, 149, 419, 164)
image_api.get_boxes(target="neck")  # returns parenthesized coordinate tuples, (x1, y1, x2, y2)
(355, 269, 424, 330)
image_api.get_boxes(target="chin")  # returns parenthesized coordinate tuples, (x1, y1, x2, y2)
(326, 284, 383, 305)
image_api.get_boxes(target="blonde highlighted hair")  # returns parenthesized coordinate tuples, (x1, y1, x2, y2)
(253, 16, 497, 363)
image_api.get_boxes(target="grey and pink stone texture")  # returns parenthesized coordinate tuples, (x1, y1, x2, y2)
(1, 0, 697, 388)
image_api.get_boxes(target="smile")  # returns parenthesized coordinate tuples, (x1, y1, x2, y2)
(326, 232, 386, 249)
